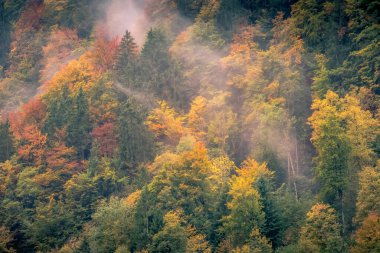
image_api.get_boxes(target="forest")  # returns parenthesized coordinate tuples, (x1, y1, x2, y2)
(0, 0, 379, 252)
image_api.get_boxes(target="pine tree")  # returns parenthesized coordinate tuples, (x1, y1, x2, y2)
(255, 176, 283, 248)
(114, 30, 139, 86)
(67, 87, 92, 159)
(141, 29, 170, 96)
(43, 85, 72, 138)
(117, 100, 153, 170)
(88, 141, 100, 177)
(0, 120, 14, 163)
(141, 29, 189, 108)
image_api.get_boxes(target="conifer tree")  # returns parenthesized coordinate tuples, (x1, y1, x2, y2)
(0, 120, 14, 163)
(67, 87, 91, 159)
(117, 100, 153, 170)
(43, 85, 72, 138)
(255, 175, 283, 248)
(114, 30, 139, 86)
(141, 28, 189, 108)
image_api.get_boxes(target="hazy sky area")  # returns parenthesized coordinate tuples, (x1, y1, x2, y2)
(100, 0, 150, 45)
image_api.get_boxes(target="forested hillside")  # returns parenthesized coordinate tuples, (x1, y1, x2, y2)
(0, 0, 379, 252)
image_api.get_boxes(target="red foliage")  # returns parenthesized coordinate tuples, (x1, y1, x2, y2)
(6, 0, 44, 76)
(45, 142, 81, 183)
(17, 124, 47, 166)
(14, 0, 44, 38)
(90, 27, 120, 72)
(91, 122, 118, 157)
(9, 97, 46, 139)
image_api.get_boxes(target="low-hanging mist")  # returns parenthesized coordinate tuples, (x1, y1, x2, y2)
(98, 0, 151, 45)
(0, 1, 379, 252)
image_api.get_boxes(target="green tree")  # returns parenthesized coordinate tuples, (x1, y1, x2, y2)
(149, 211, 188, 253)
(27, 200, 78, 252)
(87, 141, 100, 177)
(117, 100, 154, 170)
(141, 28, 189, 108)
(255, 174, 283, 248)
(0, 120, 14, 163)
(67, 87, 92, 159)
(114, 30, 139, 86)
(85, 195, 139, 253)
(232, 228, 272, 253)
(344, 0, 380, 90)
(43, 85, 72, 138)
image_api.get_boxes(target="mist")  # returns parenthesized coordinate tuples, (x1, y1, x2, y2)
(98, 0, 151, 45)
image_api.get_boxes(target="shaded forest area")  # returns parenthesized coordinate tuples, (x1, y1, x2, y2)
(0, 0, 379, 252)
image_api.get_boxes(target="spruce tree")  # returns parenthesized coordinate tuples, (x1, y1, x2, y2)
(43, 85, 72, 138)
(67, 87, 91, 159)
(117, 100, 153, 170)
(0, 120, 14, 162)
(114, 30, 139, 86)
(141, 28, 189, 108)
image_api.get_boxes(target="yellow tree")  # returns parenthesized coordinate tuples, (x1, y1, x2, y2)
(309, 90, 379, 229)
(145, 100, 187, 145)
(355, 161, 380, 224)
(299, 203, 343, 253)
(223, 159, 272, 246)
(187, 96, 207, 141)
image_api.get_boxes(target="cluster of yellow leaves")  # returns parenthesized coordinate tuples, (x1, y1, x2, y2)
(124, 190, 141, 207)
(208, 156, 236, 192)
(355, 161, 380, 223)
(148, 152, 181, 175)
(300, 203, 342, 252)
(178, 143, 210, 171)
(0, 226, 14, 253)
(145, 100, 187, 144)
(220, 26, 258, 89)
(146, 94, 236, 155)
(42, 53, 99, 95)
(231, 228, 272, 253)
(187, 96, 207, 139)
(309, 90, 380, 167)
(40, 48, 121, 123)
(186, 225, 212, 253)
(88, 80, 119, 123)
(272, 13, 304, 66)
(44, 0, 69, 12)
(228, 159, 273, 200)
